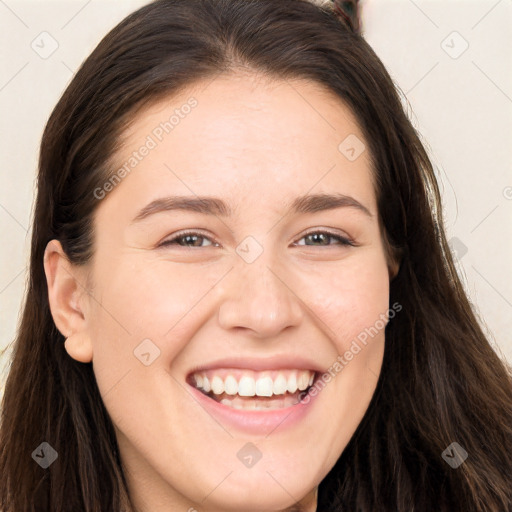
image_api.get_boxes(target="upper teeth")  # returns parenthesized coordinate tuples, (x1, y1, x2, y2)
(192, 369, 315, 397)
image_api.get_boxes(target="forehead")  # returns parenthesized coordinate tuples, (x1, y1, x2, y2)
(103, 72, 376, 218)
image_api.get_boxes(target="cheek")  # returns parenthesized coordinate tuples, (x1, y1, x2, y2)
(302, 250, 391, 347)
(86, 255, 230, 367)
(299, 248, 390, 411)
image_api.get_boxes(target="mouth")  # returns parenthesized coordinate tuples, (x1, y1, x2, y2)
(187, 368, 317, 411)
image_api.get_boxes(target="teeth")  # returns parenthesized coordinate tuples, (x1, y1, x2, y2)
(211, 376, 224, 395)
(219, 393, 300, 410)
(287, 373, 297, 393)
(255, 376, 273, 397)
(273, 374, 288, 395)
(191, 369, 315, 398)
(224, 375, 238, 395)
(194, 374, 203, 388)
(297, 371, 310, 391)
(238, 376, 256, 397)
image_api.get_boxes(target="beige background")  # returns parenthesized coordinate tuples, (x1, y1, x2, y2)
(1, 0, 511, 402)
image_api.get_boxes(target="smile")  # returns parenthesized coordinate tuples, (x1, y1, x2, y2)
(189, 369, 316, 411)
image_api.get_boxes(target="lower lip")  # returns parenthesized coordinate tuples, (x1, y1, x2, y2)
(187, 383, 319, 435)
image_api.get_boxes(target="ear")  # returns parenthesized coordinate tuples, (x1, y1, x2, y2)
(388, 258, 400, 281)
(386, 243, 404, 282)
(43, 239, 93, 363)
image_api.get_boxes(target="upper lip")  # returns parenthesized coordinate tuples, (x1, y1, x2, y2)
(186, 355, 324, 377)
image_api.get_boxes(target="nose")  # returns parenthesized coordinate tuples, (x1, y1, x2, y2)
(217, 251, 303, 338)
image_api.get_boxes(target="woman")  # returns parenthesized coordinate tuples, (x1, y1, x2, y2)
(1, 0, 511, 510)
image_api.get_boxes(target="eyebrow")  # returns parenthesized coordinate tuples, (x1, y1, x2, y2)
(131, 192, 373, 223)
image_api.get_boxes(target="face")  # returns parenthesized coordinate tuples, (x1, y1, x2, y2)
(66, 73, 395, 511)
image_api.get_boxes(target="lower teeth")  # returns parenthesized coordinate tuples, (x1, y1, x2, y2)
(210, 391, 306, 410)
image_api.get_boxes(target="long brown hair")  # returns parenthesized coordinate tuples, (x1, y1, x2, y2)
(1, 0, 511, 510)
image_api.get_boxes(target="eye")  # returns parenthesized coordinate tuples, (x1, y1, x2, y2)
(158, 230, 218, 248)
(158, 229, 356, 249)
(294, 230, 355, 247)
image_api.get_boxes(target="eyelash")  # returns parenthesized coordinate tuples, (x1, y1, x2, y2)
(158, 229, 356, 249)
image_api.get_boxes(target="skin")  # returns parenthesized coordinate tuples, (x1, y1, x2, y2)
(44, 71, 399, 511)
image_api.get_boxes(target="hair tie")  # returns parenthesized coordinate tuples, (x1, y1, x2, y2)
(331, 0, 361, 34)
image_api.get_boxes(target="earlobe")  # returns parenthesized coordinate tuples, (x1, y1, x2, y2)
(44, 240, 93, 363)
(64, 332, 93, 363)
(388, 259, 400, 281)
